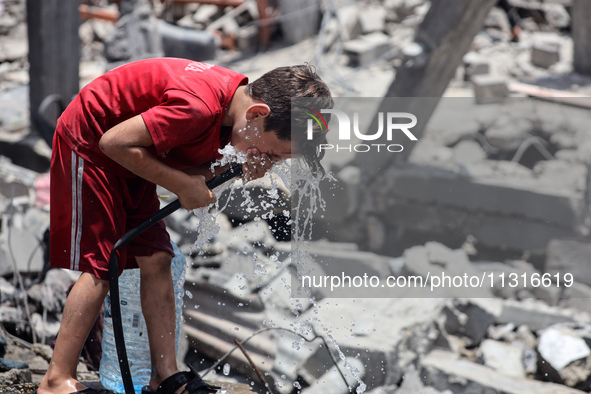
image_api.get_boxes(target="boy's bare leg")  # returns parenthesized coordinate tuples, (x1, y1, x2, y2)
(38, 273, 109, 394)
(137, 252, 181, 392)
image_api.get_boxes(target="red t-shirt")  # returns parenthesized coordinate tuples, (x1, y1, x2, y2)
(57, 58, 248, 177)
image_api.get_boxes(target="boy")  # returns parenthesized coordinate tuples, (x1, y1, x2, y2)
(38, 58, 333, 394)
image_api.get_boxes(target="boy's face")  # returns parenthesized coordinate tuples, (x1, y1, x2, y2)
(231, 104, 293, 164)
(232, 119, 292, 163)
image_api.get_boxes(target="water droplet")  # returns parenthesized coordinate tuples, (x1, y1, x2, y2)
(223, 363, 231, 376)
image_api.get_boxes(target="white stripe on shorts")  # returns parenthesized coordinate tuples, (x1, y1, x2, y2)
(70, 152, 84, 271)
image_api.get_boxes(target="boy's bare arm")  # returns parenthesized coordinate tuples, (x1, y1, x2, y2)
(183, 148, 272, 182)
(99, 114, 216, 210)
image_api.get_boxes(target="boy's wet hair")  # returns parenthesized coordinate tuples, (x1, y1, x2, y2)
(246, 64, 334, 176)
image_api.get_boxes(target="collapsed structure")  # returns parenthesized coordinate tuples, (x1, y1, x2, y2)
(2, 0, 591, 393)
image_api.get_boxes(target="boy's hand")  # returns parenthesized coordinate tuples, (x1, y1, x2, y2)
(176, 175, 216, 211)
(242, 148, 273, 182)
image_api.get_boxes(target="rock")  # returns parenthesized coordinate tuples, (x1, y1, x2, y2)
(0, 277, 17, 303)
(0, 358, 28, 372)
(0, 367, 31, 386)
(531, 40, 561, 69)
(452, 140, 487, 164)
(300, 298, 450, 389)
(442, 300, 497, 345)
(484, 115, 532, 151)
(538, 324, 591, 387)
(357, 5, 387, 34)
(301, 357, 365, 394)
(497, 299, 582, 332)
(472, 74, 509, 105)
(420, 349, 583, 394)
(0, 36, 27, 62)
(27, 269, 73, 314)
(545, 239, 591, 287)
(393, 364, 452, 394)
(343, 33, 393, 67)
(479, 339, 526, 378)
(542, 3, 570, 30)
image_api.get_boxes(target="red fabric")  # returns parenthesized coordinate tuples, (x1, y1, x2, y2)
(57, 58, 247, 178)
(49, 58, 247, 279)
(50, 132, 173, 280)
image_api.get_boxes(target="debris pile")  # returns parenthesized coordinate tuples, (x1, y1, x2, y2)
(2, 0, 591, 393)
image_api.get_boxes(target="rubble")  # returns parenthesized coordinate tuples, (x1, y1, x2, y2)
(3, 0, 591, 393)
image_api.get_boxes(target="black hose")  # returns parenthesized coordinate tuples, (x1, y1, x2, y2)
(108, 164, 243, 394)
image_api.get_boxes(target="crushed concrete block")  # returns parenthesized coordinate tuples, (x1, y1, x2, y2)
(546, 239, 591, 287)
(370, 162, 584, 255)
(538, 324, 591, 388)
(336, 5, 363, 40)
(531, 40, 561, 69)
(496, 299, 582, 332)
(343, 33, 393, 67)
(538, 325, 590, 370)
(358, 6, 387, 34)
(300, 298, 450, 388)
(0, 368, 32, 386)
(277, 0, 321, 44)
(463, 53, 490, 81)
(472, 74, 509, 104)
(560, 282, 591, 314)
(271, 329, 318, 383)
(395, 367, 452, 393)
(420, 349, 583, 394)
(402, 243, 493, 298)
(479, 339, 526, 378)
(0, 277, 16, 303)
(442, 300, 497, 345)
(542, 3, 570, 30)
(452, 140, 487, 164)
(236, 25, 258, 51)
(0, 36, 27, 62)
(301, 357, 365, 394)
(192, 4, 220, 25)
(483, 115, 532, 151)
(0, 206, 48, 276)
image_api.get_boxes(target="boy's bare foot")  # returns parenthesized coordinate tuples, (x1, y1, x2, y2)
(37, 377, 88, 394)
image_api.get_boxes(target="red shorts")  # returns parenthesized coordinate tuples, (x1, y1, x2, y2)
(50, 130, 173, 281)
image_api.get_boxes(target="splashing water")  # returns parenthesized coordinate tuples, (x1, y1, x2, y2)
(186, 145, 366, 393)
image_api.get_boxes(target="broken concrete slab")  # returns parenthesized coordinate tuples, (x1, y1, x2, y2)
(389, 364, 452, 394)
(420, 349, 585, 393)
(532, 40, 561, 68)
(343, 33, 393, 67)
(545, 239, 591, 287)
(496, 299, 585, 332)
(452, 140, 487, 164)
(472, 74, 509, 104)
(442, 299, 497, 345)
(538, 324, 591, 388)
(300, 298, 450, 389)
(483, 114, 532, 151)
(357, 6, 387, 34)
(479, 339, 526, 378)
(301, 357, 365, 394)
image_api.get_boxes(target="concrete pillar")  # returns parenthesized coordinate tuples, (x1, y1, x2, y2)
(573, 0, 591, 75)
(26, 0, 80, 146)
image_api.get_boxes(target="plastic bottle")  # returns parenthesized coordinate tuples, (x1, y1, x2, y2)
(100, 241, 187, 394)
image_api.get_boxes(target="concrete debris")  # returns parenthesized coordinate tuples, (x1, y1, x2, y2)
(3, 0, 591, 392)
(531, 39, 561, 68)
(537, 324, 591, 389)
(479, 339, 526, 378)
(420, 349, 584, 394)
